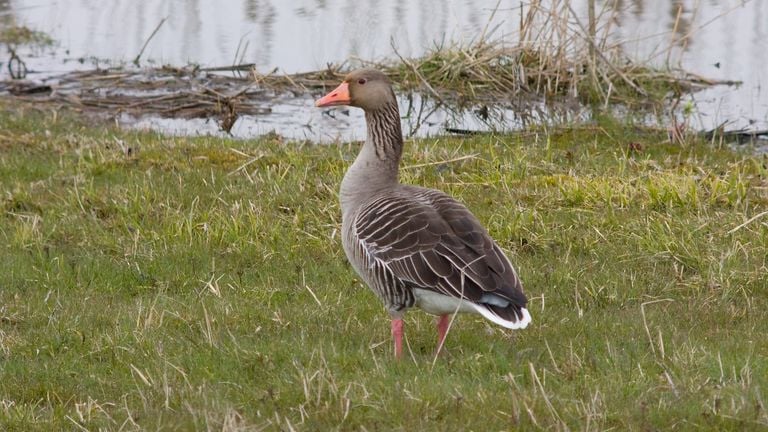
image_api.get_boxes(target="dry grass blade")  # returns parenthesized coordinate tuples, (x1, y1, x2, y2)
(727, 210, 768, 234)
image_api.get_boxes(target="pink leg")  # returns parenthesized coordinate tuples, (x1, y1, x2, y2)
(391, 318, 404, 359)
(436, 314, 450, 354)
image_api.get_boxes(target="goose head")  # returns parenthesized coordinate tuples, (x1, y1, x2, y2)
(315, 69, 396, 111)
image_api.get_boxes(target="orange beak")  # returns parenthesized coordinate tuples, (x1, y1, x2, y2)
(315, 81, 351, 107)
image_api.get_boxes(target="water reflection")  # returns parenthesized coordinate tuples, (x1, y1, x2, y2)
(0, 0, 12, 26)
(7, 0, 526, 72)
(607, 0, 766, 133)
(7, 0, 761, 76)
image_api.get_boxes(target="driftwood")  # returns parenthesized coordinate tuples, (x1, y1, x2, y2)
(0, 64, 353, 133)
(0, 66, 281, 133)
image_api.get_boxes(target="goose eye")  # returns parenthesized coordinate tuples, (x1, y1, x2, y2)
(357, 78, 367, 85)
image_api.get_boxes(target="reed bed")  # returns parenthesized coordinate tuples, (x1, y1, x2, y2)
(379, 0, 736, 107)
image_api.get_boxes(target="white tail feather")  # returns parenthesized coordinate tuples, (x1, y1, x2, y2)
(470, 304, 531, 329)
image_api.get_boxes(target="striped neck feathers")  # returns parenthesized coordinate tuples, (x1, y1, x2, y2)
(339, 100, 403, 212)
(365, 100, 403, 163)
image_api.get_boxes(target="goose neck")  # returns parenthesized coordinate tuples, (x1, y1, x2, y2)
(340, 102, 404, 214)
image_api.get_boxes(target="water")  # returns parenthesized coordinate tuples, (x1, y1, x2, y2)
(610, 0, 767, 136)
(3, 0, 766, 142)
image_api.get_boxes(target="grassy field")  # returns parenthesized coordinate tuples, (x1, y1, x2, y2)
(1, 105, 767, 431)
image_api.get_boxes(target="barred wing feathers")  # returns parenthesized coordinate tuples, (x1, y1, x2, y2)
(354, 187, 530, 328)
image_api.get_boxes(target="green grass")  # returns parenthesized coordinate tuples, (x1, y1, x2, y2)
(1, 105, 767, 431)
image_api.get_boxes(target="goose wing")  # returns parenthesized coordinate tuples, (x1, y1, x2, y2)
(354, 187, 528, 325)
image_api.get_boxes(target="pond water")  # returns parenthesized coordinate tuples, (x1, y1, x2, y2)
(3, 0, 767, 142)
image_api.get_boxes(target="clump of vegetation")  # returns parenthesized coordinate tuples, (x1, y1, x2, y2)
(0, 104, 766, 430)
(384, 41, 717, 107)
(380, 0, 735, 108)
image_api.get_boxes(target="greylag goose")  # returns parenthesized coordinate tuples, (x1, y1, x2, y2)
(316, 69, 530, 359)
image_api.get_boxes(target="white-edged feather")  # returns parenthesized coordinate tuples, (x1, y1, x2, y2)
(469, 303, 531, 329)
